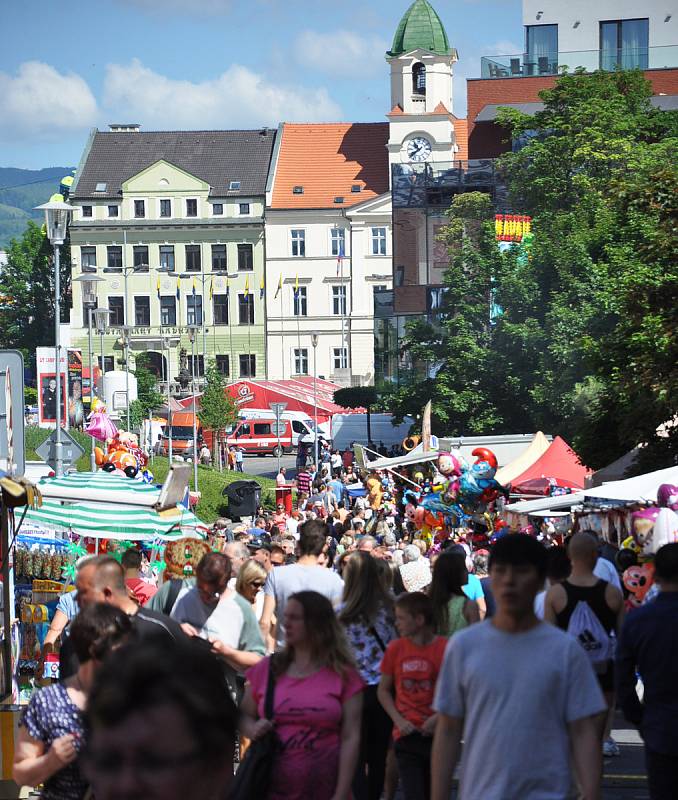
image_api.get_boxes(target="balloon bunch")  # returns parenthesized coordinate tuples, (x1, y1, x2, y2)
(94, 431, 152, 482)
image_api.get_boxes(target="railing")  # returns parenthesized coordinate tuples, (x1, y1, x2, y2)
(391, 160, 506, 209)
(480, 45, 678, 79)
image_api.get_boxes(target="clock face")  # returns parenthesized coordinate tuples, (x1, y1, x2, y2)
(407, 136, 432, 162)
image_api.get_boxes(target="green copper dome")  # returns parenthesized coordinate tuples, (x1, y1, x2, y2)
(388, 0, 453, 57)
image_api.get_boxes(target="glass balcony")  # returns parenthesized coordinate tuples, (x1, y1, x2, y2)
(480, 45, 678, 78)
(392, 160, 507, 209)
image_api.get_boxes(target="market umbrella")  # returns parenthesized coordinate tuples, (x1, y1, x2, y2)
(20, 472, 205, 540)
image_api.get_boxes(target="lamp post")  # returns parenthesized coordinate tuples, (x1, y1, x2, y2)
(120, 325, 133, 431)
(35, 200, 72, 477)
(310, 331, 319, 470)
(93, 307, 111, 390)
(73, 274, 106, 470)
(162, 336, 173, 463)
(187, 325, 199, 492)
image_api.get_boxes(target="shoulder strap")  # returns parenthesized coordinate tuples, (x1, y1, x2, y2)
(163, 579, 183, 616)
(264, 658, 277, 720)
(369, 624, 387, 652)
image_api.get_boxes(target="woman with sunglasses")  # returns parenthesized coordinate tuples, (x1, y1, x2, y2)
(236, 558, 268, 620)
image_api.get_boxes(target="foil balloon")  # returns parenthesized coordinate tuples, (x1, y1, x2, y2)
(657, 484, 678, 511)
(623, 562, 655, 609)
(631, 507, 661, 555)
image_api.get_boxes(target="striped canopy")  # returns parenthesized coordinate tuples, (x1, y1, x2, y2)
(20, 472, 205, 540)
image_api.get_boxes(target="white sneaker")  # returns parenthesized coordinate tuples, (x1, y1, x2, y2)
(603, 738, 620, 757)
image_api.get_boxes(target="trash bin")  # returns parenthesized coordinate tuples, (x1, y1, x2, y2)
(222, 480, 261, 520)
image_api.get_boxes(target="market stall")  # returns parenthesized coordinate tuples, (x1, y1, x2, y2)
(509, 435, 590, 495)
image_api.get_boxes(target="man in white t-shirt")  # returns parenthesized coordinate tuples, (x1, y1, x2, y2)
(260, 518, 343, 649)
(432, 535, 605, 800)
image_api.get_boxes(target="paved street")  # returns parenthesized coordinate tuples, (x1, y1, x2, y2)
(241, 453, 298, 480)
(601, 718, 648, 799)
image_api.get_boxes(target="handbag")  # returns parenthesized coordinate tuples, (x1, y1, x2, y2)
(228, 660, 278, 800)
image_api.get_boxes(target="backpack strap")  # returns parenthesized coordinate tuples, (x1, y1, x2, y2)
(264, 658, 277, 720)
(163, 579, 183, 616)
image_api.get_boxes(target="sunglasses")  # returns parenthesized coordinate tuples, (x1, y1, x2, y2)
(250, 580, 265, 588)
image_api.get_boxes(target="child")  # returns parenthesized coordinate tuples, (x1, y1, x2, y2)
(377, 592, 448, 800)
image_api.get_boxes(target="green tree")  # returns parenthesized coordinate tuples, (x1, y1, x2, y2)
(333, 385, 380, 443)
(198, 361, 238, 468)
(128, 354, 165, 430)
(0, 221, 70, 371)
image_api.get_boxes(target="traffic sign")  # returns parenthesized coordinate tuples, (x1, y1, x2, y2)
(0, 350, 25, 477)
(269, 402, 287, 417)
(35, 427, 85, 471)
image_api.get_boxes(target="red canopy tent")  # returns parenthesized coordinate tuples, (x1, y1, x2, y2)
(510, 436, 591, 495)
(178, 378, 358, 424)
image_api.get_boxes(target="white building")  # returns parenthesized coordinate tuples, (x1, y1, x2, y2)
(265, 123, 392, 386)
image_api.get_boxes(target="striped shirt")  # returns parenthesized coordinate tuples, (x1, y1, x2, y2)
(296, 471, 312, 495)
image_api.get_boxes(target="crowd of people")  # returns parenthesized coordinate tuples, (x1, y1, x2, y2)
(14, 454, 678, 800)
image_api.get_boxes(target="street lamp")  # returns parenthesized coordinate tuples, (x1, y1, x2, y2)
(73, 274, 106, 471)
(310, 331, 319, 470)
(120, 325, 133, 431)
(35, 199, 72, 477)
(187, 325, 200, 492)
(93, 307, 112, 393)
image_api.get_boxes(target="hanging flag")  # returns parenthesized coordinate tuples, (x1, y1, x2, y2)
(156, 274, 161, 300)
(244, 276, 250, 298)
(274, 273, 283, 299)
(176, 276, 181, 300)
(294, 274, 300, 298)
(209, 277, 214, 300)
(336, 240, 345, 277)
(259, 277, 265, 300)
(192, 277, 197, 296)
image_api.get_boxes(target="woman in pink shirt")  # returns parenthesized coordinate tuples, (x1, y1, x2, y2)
(240, 590, 364, 800)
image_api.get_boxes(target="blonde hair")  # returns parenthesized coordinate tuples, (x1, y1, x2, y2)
(235, 558, 267, 598)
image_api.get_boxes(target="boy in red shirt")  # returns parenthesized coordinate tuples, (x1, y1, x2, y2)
(378, 592, 448, 800)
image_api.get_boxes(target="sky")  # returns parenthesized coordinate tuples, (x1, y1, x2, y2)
(0, 0, 523, 169)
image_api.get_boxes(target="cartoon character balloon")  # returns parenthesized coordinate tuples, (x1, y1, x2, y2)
(657, 484, 678, 511)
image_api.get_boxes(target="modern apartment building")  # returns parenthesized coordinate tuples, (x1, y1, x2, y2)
(68, 126, 275, 385)
(265, 123, 392, 386)
(468, 0, 678, 157)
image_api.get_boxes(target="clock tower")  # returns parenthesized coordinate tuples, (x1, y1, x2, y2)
(386, 0, 459, 179)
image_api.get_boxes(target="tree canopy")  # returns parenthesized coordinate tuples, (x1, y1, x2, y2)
(390, 68, 678, 473)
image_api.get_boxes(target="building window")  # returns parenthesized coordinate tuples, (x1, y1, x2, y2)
(291, 229, 306, 257)
(216, 354, 230, 376)
(371, 227, 387, 255)
(212, 203, 224, 216)
(186, 198, 198, 217)
(133, 245, 149, 272)
(159, 245, 175, 272)
(239, 354, 256, 377)
(238, 294, 254, 325)
(600, 19, 649, 70)
(412, 62, 426, 95)
(107, 205, 119, 218)
(188, 355, 205, 378)
(239, 203, 250, 215)
(107, 245, 122, 272)
(134, 199, 145, 218)
(187, 295, 203, 326)
(212, 244, 227, 271)
(134, 296, 150, 326)
(185, 245, 201, 272)
(294, 348, 309, 375)
(213, 294, 229, 325)
(332, 347, 348, 370)
(159, 199, 171, 217)
(237, 243, 253, 271)
(160, 296, 176, 326)
(332, 285, 347, 316)
(525, 24, 558, 74)
(330, 228, 346, 257)
(293, 286, 307, 317)
(108, 296, 124, 326)
(82, 205, 93, 218)
(81, 246, 97, 273)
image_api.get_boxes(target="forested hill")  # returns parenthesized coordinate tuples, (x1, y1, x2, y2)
(0, 166, 75, 248)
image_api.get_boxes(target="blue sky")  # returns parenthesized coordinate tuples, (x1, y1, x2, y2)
(0, 0, 523, 169)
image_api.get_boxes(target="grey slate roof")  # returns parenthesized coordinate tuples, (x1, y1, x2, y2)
(71, 128, 276, 199)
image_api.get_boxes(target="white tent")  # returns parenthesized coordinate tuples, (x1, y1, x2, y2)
(495, 431, 551, 485)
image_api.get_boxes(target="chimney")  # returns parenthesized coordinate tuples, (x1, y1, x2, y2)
(108, 123, 141, 132)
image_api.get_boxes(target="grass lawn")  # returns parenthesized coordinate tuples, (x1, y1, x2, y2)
(24, 426, 276, 523)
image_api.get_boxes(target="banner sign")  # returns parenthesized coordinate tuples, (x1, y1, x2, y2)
(495, 214, 532, 242)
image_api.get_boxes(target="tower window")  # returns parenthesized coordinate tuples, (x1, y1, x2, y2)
(413, 63, 426, 96)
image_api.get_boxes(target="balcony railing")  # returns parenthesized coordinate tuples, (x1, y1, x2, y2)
(480, 45, 678, 79)
(392, 160, 507, 209)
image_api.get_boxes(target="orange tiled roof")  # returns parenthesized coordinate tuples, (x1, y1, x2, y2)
(453, 118, 468, 161)
(270, 122, 389, 209)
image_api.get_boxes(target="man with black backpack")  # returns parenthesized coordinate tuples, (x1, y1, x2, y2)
(544, 532, 625, 755)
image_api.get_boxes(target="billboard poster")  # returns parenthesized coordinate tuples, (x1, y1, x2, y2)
(67, 349, 85, 430)
(36, 347, 67, 428)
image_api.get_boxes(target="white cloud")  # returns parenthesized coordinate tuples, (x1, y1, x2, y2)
(295, 30, 389, 78)
(103, 59, 342, 128)
(0, 62, 98, 140)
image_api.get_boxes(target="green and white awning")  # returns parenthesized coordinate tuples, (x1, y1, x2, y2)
(20, 472, 205, 540)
